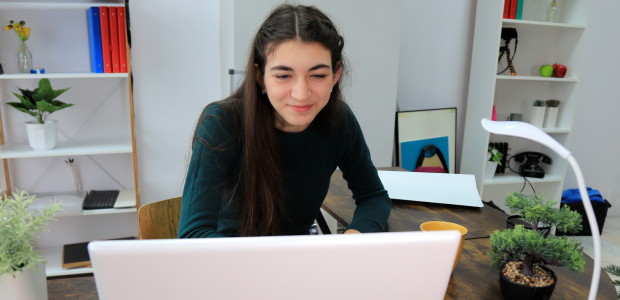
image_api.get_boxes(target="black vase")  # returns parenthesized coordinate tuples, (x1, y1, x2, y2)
(499, 264, 557, 300)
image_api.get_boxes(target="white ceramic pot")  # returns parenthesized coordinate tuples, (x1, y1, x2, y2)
(25, 120, 58, 151)
(485, 160, 498, 181)
(0, 264, 48, 300)
(543, 107, 559, 128)
(529, 106, 546, 128)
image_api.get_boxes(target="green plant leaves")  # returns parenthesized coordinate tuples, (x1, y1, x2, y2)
(6, 102, 38, 118)
(0, 189, 62, 281)
(6, 78, 73, 123)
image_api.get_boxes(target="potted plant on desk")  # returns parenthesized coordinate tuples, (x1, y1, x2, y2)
(485, 146, 503, 181)
(0, 189, 61, 300)
(6, 78, 72, 150)
(488, 192, 584, 300)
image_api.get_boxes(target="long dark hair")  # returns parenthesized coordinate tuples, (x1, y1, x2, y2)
(191, 4, 348, 236)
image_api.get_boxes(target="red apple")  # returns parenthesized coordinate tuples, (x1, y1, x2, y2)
(554, 64, 567, 78)
(552, 64, 558, 77)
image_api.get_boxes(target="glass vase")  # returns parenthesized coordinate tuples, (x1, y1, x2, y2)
(17, 41, 33, 74)
(546, 0, 561, 23)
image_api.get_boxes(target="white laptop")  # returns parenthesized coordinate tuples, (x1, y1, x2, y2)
(88, 231, 461, 300)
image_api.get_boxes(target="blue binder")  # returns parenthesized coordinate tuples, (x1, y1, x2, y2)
(87, 7, 104, 73)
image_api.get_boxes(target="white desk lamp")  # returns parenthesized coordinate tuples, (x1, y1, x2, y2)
(481, 119, 600, 300)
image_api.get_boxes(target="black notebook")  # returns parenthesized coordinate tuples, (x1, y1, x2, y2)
(62, 237, 135, 269)
(82, 190, 120, 210)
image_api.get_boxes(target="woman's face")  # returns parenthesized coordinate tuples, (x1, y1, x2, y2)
(258, 40, 341, 133)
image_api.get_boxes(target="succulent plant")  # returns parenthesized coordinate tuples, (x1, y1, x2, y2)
(533, 100, 546, 107)
(545, 99, 561, 107)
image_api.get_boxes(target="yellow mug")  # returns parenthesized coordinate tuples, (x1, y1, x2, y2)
(420, 221, 468, 271)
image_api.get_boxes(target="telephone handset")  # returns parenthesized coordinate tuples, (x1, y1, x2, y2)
(513, 151, 552, 178)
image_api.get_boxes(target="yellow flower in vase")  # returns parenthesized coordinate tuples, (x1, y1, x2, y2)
(5, 20, 30, 41)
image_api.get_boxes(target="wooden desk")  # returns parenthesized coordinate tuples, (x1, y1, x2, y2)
(48, 241, 617, 300)
(47, 168, 617, 299)
(322, 169, 508, 239)
(448, 239, 617, 299)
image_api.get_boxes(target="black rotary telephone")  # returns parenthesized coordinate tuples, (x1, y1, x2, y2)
(513, 152, 552, 178)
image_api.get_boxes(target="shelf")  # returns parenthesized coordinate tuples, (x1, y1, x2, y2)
(543, 128, 570, 134)
(0, 2, 124, 10)
(57, 207, 137, 218)
(503, 19, 587, 30)
(483, 173, 563, 185)
(496, 75, 578, 82)
(38, 247, 93, 277)
(0, 138, 132, 159)
(0, 73, 128, 80)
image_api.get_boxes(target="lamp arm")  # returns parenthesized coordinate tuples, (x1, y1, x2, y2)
(567, 155, 601, 300)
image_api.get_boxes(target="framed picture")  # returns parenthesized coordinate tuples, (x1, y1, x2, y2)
(395, 108, 457, 173)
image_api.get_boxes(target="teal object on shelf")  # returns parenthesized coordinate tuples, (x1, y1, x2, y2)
(516, 0, 524, 20)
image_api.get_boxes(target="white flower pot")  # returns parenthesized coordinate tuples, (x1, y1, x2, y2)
(543, 107, 559, 128)
(0, 264, 48, 300)
(25, 120, 58, 151)
(529, 106, 546, 128)
(485, 160, 498, 181)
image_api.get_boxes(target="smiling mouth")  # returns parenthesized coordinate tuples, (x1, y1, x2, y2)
(288, 105, 313, 113)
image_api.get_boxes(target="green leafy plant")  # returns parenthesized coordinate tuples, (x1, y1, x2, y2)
(0, 189, 62, 281)
(533, 100, 546, 107)
(6, 78, 72, 124)
(545, 99, 561, 107)
(488, 192, 584, 277)
(488, 146, 503, 165)
(603, 264, 620, 299)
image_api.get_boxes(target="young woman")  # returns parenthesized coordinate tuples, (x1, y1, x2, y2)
(178, 4, 391, 238)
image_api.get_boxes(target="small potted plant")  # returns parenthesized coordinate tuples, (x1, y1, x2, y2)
(0, 190, 62, 300)
(530, 100, 546, 128)
(489, 192, 584, 300)
(485, 146, 503, 180)
(7, 78, 72, 150)
(543, 100, 560, 129)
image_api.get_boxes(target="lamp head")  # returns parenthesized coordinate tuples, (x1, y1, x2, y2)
(481, 119, 571, 159)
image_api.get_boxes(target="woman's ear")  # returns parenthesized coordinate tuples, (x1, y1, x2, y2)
(255, 63, 265, 90)
(332, 61, 342, 88)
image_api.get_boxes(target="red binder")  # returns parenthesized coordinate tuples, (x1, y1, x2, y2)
(117, 7, 128, 73)
(509, 0, 518, 19)
(109, 7, 120, 73)
(504, 0, 511, 18)
(99, 6, 112, 73)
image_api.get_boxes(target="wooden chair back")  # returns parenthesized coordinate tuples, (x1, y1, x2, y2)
(138, 197, 182, 239)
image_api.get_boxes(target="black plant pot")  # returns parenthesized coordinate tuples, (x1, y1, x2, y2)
(506, 215, 551, 237)
(499, 264, 557, 300)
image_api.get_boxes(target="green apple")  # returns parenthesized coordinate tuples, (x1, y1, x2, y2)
(540, 65, 554, 77)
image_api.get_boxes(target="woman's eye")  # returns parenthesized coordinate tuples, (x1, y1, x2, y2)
(312, 75, 327, 79)
(276, 75, 291, 80)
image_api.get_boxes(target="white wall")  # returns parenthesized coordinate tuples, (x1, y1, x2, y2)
(230, 0, 403, 167)
(131, 0, 221, 205)
(564, 0, 620, 216)
(396, 0, 478, 173)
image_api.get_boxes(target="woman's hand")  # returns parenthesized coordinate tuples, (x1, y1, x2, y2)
(344, 229, 361, 234)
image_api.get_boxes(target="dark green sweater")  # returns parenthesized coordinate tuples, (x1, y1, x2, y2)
(177, 100, 391, 238)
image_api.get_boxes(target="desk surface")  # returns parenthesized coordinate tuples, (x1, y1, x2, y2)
(322, 168, 507, 239)
(48, 239, 617, 300)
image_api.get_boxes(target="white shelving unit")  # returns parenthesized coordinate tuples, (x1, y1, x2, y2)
(460, 0, 591, 213)
(0, 0, 140, 277)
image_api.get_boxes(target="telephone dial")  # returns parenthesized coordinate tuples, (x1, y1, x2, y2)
(513, 151, 552, 178)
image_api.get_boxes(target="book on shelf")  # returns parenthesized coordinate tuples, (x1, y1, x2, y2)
(62, 237, 135, 269)
(516, 0, 524, 20)
(503, 0, 510, 19)
(109, 6, 121, 73)
(82, 189, 137, 210)
(86, 7, 104, 73)
(509, 0, 518, 19)
(117, 7, 128, 73)
(99, 6, 112, 73)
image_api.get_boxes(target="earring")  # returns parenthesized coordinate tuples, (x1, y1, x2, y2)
(262, 90, 265, 94)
